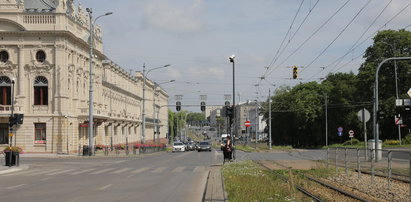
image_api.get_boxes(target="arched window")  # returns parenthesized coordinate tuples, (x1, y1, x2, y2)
(34, 76, 48, 105)
(36, 50, 46, 63)
(0, 76, 11, 105)
(0, 51, 9, 63)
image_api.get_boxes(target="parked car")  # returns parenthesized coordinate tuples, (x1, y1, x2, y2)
(172, 142, 186, 152)
(197, 141, 211, 152)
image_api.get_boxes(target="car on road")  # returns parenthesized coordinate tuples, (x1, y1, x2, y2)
(197, 141, 211, 152)
(172, 142, 186, 152)
(186, 141, 196, 151)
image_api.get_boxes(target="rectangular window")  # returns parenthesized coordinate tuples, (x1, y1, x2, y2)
(0, 87, 11, 105)
(34, 123, 46, 144)
(34, 86, 48, 105)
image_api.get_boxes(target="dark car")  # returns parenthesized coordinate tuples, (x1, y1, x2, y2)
(197, 141, 211, 152)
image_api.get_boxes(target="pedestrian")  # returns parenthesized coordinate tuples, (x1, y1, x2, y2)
(222, 136, 233, 164)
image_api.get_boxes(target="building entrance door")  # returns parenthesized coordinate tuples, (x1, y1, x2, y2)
(0, 123, 9, 144)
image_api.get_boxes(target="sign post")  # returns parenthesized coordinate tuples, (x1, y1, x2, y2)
(349, 130, 354, 145)
(358, 108, 370, 159)
(337, 127, 343, 144)
(245, 121, 251, 145)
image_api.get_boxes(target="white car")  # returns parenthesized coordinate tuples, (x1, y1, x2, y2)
(172, 142, 186, 152)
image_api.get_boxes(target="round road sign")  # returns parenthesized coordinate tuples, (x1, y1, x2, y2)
(338, 127, 343, 132)
(349, 130, 354, 138)
(244, 121, 251, 127)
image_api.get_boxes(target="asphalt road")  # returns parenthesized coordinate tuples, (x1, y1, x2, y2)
(0, 150, 222, 202)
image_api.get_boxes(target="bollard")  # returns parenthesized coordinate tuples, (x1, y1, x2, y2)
(388, 150, 392, 190)
(335, 148, 338, 174)
(133, 146, 136, 155)
(357, 148, 361, 180)
(345, 148, 348, 175)
(371, 149, 375, 185)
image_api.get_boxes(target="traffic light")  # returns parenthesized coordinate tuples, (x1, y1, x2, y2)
(377, 110, 385, 121)
(201, 101, 206, 112)
(226, 106, 233, 118)
(9, 115, 16, 127)
(292, 66, 298, 79)
(8, 114, 23, 127)
(176, 101, 181, 111)
(17, 114, 24, 124)
(225, 101, 230, 107)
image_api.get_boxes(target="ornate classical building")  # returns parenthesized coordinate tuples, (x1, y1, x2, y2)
(0, 0, 169, 154)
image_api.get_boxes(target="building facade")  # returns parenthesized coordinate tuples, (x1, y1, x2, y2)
(0, 0, 169, 154)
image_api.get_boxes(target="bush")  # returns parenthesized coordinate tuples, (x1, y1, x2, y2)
(403, 134, 411, 144)
(342, 138, 359, 145)
(384, 139, 400, 145)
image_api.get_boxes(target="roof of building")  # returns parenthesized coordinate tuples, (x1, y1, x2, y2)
(23, 0, 58, 12)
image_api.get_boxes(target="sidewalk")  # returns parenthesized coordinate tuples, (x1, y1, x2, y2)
(204, 165, 227, 202)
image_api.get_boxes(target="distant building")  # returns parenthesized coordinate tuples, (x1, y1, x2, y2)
(234, 101, 266, 140)
(0, 0, 169, 153)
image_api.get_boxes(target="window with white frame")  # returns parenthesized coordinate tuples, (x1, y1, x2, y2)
(34, 123, 46, 144)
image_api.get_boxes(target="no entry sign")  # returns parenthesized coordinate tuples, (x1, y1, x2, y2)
(244, 121, 251, 127)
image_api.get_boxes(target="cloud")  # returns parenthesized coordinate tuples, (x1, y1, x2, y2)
(142, 0, 204, 33)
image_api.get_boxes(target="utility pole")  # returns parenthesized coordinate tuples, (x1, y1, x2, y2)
(269, 88, 272, 150)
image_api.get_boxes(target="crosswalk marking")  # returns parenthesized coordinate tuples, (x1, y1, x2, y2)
(70, 168, 97, 175)
(151, 167, 167, 173)
(27, 169, 61, 176)
(171, 166, 186, 173)
(130, 167, 151, 174)
(90, 168, 115, 174)
(2, 169, 41, 176)
(46, 169, 75, 176)
(3, 165, 212, 177)
(193, 166, 206, 172)
(110, 168, 132, 174)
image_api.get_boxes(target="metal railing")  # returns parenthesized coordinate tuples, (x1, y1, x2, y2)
(326, 147, 411, 195)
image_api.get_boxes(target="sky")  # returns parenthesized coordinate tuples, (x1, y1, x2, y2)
(84, 0, 411, 112)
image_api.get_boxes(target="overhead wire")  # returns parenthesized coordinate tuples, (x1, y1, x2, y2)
(265, 0, 352, 79)
(266, 0, 305, 71)
(299, 0, 372, 75)
(262, 0, 320, 78)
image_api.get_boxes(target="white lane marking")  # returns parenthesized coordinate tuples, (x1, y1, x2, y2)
(40, 177, 54, 181)
(27, 169, 60, 176)
(171, 166, 186, 173)
(193, 166, 206, 172)
(46, 169, 75, 176)
(110, 168, 132, 174)
(150, 167, 167, 173)
(90, 168, 115, 174)
(70, 168, 97, 175)
(6, 184, 26, 189)
(98, 184, 112, 190)
(130, 167, 151, 174)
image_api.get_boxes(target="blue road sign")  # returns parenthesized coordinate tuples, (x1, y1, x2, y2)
(337, 127, 343, 132)
(338, 131, 343, 137)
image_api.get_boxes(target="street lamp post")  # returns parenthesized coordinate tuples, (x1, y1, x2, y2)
(153, 80, 175, 144)
(86, 8, 112, 156)
(379, 41, 402, 144)
(374, 56, 411, 162)
(229, 55, 235, 160)
(142, 64, 171, 144)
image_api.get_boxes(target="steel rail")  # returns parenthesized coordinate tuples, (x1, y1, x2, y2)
(255, 160, 369, 202)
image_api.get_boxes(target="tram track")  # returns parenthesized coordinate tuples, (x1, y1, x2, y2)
(255, 160, 372, 202)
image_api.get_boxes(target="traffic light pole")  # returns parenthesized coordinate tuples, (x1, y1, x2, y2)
(374, 56, 411, 162)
